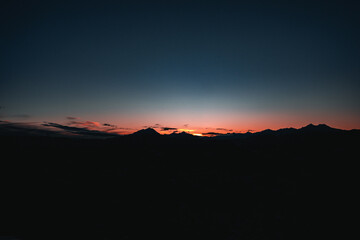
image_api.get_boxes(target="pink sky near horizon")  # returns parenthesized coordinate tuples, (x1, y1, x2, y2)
(9, 109, 358, 136)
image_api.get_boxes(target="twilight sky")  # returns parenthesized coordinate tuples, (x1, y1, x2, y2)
(1, 0, 360, 135)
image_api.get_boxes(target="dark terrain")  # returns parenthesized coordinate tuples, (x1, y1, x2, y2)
(0, 124, 358, 240)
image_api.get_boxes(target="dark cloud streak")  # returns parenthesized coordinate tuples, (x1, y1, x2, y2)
(161, 127, 178, 131)
(66, 116, 78, 120)
(42, 122, 119, 138)
(0, 121, 61, 137)
(216, 128, 233, 132)
(202, 132, 223, 136)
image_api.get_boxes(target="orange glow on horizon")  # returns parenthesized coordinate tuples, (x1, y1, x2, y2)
(83, 107, 360, 135)
(192, 133, 203, 136)
(177, 129, 194, 132)
(29, 111, 360, 137)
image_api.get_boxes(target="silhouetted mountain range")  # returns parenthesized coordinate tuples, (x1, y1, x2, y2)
(130, 123, 357, 139)
(0, 122, 358, 240)
(1, 121, 357, 139)
(221, 123, 341, 136)
(126, 123, 357, 141)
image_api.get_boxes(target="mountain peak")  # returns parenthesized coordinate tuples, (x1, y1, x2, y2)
(169, 131, 196, 138)
(132, 128, 160, 136)
(300, 123, 336, 132)
(303, 123, 331, 129)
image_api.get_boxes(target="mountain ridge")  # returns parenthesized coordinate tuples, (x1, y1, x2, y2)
(1, 122, 358, 139)
(130, 127, 161, 137)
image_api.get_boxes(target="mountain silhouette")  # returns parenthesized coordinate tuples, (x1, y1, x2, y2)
(0, 122, 359, 240)
(169, 131, 197, 138)
(299, 123, 339, 133)
(1, 121, 354, 139)
(131, 127, 161, 137)
(212, 123, 345, 139)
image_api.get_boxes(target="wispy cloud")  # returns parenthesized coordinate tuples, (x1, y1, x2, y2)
(201, 132, 224, 136)
(143, 123, 162, 129)
(64, 117, 133, 134)
(67, 120, 101, 128)
(141, 123, 178, 132)
(0, 121, 62, 137)
(0, 115, 135, 138)
(161, 127, 178, 131)
(0, 114, 31, 119)
(103, 123, 116, 127)
(216, 128, 233, 132)
(66, 116, 79, 120)
(42, 122, 118, 137)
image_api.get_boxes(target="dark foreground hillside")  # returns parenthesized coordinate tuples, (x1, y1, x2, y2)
(0, 125, 359, 240)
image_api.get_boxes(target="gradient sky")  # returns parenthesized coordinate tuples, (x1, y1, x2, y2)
(1, 0, 360, 134)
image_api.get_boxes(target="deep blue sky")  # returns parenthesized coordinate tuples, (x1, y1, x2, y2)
(1, 0, 359, 132)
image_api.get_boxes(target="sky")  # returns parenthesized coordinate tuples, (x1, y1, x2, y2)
(1, 0, 360, 135)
